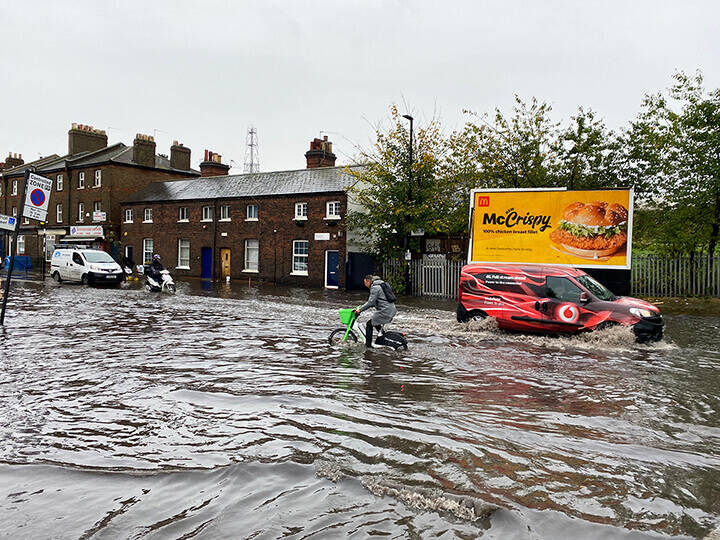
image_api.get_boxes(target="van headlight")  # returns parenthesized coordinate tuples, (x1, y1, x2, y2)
(629, 307, 654, 318)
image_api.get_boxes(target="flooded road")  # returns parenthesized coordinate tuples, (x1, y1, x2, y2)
(0, 278, 718, 539)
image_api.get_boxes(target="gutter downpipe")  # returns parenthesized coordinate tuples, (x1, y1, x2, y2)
(212, 199, 218, 281)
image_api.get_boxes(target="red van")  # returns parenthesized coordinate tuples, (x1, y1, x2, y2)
(457, 264, 663, 342)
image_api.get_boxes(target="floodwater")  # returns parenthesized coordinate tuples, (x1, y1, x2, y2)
(0, 276, 718, 539)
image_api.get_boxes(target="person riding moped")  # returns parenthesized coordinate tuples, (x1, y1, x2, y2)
(353, 274, 397, 348)
(148, 254, 165, 282)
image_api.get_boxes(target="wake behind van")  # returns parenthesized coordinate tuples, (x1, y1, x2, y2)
(457, 264, 663, 342)
(51, 248, 123, 285)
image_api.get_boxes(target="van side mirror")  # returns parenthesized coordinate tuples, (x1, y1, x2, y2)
(579, 292, 589, 303)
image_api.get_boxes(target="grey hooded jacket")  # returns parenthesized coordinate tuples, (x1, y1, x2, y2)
(357, 277, 397, 325)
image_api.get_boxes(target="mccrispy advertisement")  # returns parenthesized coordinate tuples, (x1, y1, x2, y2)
(469, 188, 633, 269)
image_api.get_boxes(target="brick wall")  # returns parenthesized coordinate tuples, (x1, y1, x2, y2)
(121, 192, 348, 288)
(0, 163, 197, 266)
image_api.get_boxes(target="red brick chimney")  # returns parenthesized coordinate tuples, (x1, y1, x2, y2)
(68, 123, 108, 156)
(305, 136, 336, 168)
(200, 150, 230, 177)
(133, 133, 157, 168)
(4, 152, 24, 169)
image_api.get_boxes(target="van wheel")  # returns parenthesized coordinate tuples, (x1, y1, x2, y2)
(53, 271, 62, 283)
(457, 305, 487, 323)
(596, 321, 619, 332)
(81, 274, 89, 285)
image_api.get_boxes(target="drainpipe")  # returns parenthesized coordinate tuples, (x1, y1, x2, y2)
(65, 163, 72, 237)
(212, 199, 217, 280)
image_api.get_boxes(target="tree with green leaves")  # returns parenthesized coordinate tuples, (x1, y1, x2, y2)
(347, 106, 452, 261)
(625, 71, 720, 256)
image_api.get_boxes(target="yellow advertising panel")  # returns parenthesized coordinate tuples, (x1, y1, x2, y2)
(469, 188, 633, 269)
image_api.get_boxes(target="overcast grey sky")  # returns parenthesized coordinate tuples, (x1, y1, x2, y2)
(2, 0, 718, 173)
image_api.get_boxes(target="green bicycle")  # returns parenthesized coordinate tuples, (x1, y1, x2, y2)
(328, 308, 408, 350)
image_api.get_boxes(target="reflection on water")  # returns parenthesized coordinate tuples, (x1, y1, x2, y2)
(0, 279, 718, 539)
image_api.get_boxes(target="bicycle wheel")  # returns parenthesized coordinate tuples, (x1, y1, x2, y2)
(328, 328, 358, 345)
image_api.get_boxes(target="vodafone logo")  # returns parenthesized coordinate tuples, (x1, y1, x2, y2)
(557, 304, 579, 323)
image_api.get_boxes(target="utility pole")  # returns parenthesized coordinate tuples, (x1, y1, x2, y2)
(401, 115, 414, 294)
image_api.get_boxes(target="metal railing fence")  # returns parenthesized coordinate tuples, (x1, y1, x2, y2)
(382, 255, 720, 299)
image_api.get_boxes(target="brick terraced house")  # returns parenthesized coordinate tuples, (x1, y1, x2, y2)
(0, 124, 199, 267)
(121, 158, 364, 289)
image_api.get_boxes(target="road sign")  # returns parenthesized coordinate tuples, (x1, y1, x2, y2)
(23, 172, 53, 221)
(0, 214, 17, 232)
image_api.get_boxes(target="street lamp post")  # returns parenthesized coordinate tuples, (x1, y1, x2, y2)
(401, 114, 413, 294)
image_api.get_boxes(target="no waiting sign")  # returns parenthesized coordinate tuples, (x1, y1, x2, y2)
(23, 172, 53, 221)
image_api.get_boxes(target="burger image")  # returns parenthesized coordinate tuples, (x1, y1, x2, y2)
(549, 201, 628, 259)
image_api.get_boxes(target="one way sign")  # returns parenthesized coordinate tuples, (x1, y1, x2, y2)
(23, 172, 53, 221)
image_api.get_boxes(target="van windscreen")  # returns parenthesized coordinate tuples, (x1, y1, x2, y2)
(83, 251, 115, 263)
(576, 275, 616, 301)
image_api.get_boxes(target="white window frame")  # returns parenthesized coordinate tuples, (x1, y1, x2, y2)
(178, 207, 188, 222)
(78, 172, 85, 189)
(56, 204, 63, 223)
(93, 170, 102, 187)
(201, 205, 213, 222)
(219, 205, 231, 221)
(93, 201, 101, 213)
(246, 204, 258, 221)
(11, 180, 17, 196)
(244, 239, 259, 272)
(17, 235, 24, 254)
(78, 202, 85, 222)
(23, 216, 29, 225)
(124, 208, 133, 223)
(143, 238, 154, 264)
(325, 201, 341, 219)
(177, 238, 190, 269)
(0, 183, 3, 196)
(294, 202, 308, 220)
(57, 174, 63, 191)
(12, 207, 17, 217)
(291, 240, 309, 275)
(143, 208, 153, 223)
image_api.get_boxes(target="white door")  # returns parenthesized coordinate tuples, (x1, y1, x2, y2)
(71, 252, 86, 281)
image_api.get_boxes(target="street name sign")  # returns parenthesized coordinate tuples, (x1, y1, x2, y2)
(23, 173, 53, 222)
(0, 214, 17, 232)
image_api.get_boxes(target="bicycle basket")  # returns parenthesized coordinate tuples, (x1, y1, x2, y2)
(338, 308, 355, 325)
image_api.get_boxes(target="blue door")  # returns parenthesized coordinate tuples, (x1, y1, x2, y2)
(326, 251, 339, 288)
(201, 247, 212, 279)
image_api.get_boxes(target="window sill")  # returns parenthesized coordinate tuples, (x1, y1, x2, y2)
(290, 271, 308, 276)
(175, 266, 190, 270)
(92, 185, 101, 189)
(219, 218, 231, 222)
(200, 219, 213, 223)
(142, 220, 153, 224)
(324, 215, 341, 220)
(244, 218, 258, 222)
(177, 219, 189, 223)
(293, 217, 308, 221)
(123, 221, 133, 224)
(242, 269, 259, 273)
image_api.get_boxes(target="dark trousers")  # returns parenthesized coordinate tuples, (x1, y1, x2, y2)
(365, 319, 381, 346)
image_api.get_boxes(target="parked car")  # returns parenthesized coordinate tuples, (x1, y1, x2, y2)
(457, 264, 663, 342)
(51, 248, 123, 286)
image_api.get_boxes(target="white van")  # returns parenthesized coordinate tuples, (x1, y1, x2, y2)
(51, 248, 123, 285)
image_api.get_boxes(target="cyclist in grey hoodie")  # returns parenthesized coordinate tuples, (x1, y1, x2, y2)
(354, 274, 397, 347)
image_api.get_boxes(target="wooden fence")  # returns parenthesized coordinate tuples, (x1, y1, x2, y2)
(383, 255, 720, 299)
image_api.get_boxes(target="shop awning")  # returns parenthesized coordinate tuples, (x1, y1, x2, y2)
(60, 235, 104, 242)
